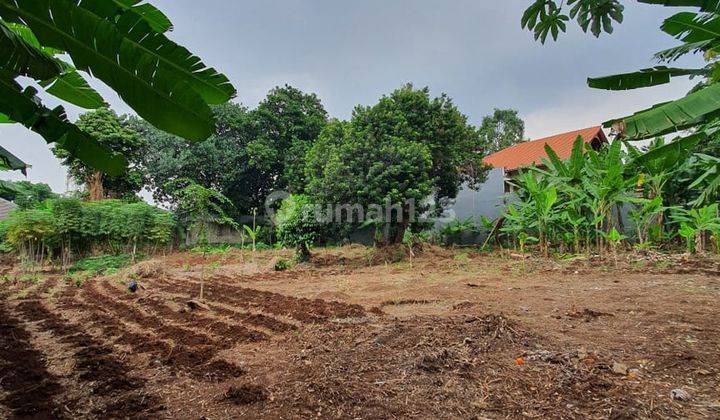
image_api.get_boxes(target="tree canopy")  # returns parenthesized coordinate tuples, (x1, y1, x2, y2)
(136, 86, 327, 216)
(479, 108, 526, 154)
(54, 108, 146, 200)
(0, 180, 56, 209)
(305, 84, 489, 243)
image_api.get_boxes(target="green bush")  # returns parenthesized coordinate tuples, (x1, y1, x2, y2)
(275, 195, 327, 261)
(0, 198, 175, 264)
(274, 258, 293, 271)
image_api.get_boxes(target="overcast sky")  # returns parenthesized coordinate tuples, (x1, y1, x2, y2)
(0, 0, 700, 194)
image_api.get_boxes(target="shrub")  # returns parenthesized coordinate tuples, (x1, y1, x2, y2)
(0, 198, 176, 265)
(275, 195, 327, 261)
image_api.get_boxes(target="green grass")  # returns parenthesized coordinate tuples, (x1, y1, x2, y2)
(70, 254, 135, 276)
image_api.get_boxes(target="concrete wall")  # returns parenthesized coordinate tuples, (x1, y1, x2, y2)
(185, 223, 244, 246)
(438, 167, 508, 223)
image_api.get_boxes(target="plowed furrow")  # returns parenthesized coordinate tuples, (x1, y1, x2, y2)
(0, 303, 64, 419)
(71, 281, 246, 381)
(84, 280, 227, 348)
(142, 278, 299, 334)
(13, 299, 163, 418)
(153, 276, 366, 323)
(206, 302, 298, 333)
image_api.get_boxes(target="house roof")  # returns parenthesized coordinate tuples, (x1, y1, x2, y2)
(483, 126, 607, 171)
(0, 198, 17, 221)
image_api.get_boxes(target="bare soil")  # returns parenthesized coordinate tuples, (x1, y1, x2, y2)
(1, 246, 719, 419)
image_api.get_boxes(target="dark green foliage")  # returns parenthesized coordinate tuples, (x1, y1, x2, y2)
(0, 1, 235, 173)
(274, 258, 293, 271)
(137, 86, 327, 215)
(305, 84, 489, 244)
(1, 198, 175, 264)
(0, 144, 28, 174)
(275, 195, 328, 261)
(253, 85, 328, 192)
(480, 108, 526, 153)
(502, 135, 720, 254)
(0, 180, 56, 209)
(70, 254, 133, 275)
(54, 108, 146, 199)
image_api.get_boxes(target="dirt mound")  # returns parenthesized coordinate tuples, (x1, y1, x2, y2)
(224, 384, 268, 405)
(130, 260, 166, 279)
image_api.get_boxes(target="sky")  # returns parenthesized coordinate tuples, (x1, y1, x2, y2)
(0, 0, 701, 194)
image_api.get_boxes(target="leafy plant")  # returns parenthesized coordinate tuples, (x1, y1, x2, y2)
(440, 217, 480, 246)
(627, 196, 666, 247)
(522, 1, 720, 152)
(0, 0, 236, 174)
(671, 203, 720, 253)
(70, 254, 133, 276)
(274, 258, 293, 272)
(275, 195, 327, 262)
(601, 228, 626, 266)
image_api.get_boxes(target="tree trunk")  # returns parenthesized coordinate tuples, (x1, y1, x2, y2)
(696, 231, 705, 254)
(87, 171, 104, 201)
(390, 204, 411, 245)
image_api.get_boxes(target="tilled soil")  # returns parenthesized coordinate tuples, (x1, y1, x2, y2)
(1, 249, 719, 418)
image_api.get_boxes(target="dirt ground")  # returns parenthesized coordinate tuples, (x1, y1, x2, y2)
(1, 246, 719, 419)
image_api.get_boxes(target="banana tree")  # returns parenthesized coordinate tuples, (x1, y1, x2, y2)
(512, 170, 558, 256)
(0, 0, 236, 174)
(522, 1, 720, 149)
(689, 153, 720, 207)
(627, 196, 666, 247)
(582, 141, 635, 252)
(671, 203, 720, 253)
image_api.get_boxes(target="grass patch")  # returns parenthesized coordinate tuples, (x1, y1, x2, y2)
(70, 254, 135, 276)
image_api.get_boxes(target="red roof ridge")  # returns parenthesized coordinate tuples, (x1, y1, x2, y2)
(483, 126, 606, 171)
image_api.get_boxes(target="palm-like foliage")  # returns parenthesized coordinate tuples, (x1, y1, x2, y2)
(522, 0, 720, 145)
(671, 203, 720, 252)
(0, 0, 235, 174)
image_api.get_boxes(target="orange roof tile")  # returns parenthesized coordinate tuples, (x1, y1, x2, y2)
(483, 126, 607, 171)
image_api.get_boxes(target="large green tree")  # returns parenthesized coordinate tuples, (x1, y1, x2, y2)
(305, 84, 489, 244)
(480, 108, 526, 153)
(54, 108, 146, 200)
(252, 85, 328, 192)
(0, 1, 235, 174)
(137, 86, 327, 215)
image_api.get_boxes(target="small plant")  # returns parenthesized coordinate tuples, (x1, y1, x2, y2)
(441, 217, 480, 246)
(65, 271, 91, 288)
(601, 228, 626, 267)
(671, 204, 720, 254)
(70, 254, 134, 276)
(243, 225, 261, 253)
(274, 258, 293, 271)
(678, 223, 697, 254)
(518, 232, 538, 274)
